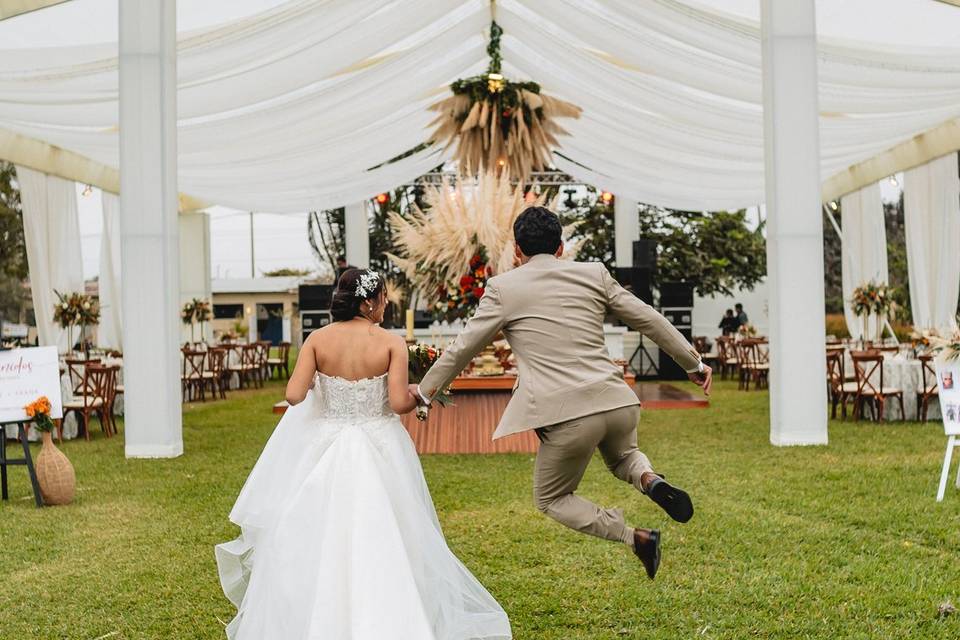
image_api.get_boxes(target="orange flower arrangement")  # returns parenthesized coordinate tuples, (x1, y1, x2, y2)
(24, 395, 55, 432)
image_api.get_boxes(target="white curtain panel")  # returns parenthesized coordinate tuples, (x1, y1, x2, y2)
(839, 183, 887, 340)
(904, 152, 960, 333)
(97, 191, 122, 349)
(15, 165, 84, 352)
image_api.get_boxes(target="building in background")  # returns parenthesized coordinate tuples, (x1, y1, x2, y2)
(211, 276, 308, 345)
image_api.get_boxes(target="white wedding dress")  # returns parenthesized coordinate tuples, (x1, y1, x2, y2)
(216, 372, 511, 640)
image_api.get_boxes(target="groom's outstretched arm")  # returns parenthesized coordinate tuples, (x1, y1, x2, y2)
(599, 265, 702, 373)
(419, 281, 506, 402)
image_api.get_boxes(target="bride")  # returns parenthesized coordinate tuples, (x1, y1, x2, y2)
(216, 268, 511, 639)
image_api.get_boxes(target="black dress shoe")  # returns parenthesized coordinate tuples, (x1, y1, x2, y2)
(646, 477, 694, 523)
(633, 528, 661, 580)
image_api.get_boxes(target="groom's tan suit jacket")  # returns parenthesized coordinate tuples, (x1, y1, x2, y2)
(420, 254, 702, 439)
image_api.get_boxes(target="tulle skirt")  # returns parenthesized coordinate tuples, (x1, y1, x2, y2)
(215, 392, 511, 639)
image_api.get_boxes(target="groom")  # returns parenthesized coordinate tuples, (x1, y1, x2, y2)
(411, 206, 712, 579)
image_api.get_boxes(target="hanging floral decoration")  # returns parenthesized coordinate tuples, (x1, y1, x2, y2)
(386, 170, 583, 321)
(434, 251, 492, 323)
(428, 21, 581, 181)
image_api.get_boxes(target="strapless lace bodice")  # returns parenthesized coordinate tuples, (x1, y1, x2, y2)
(312, 372, 392, 419)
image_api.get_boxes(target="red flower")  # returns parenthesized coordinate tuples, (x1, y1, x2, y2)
(459, 275, 475, 289)
(472, 286, 485, 299)
(470, 254, 482, 269)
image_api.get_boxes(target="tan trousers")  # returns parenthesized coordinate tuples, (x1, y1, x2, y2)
(533, 405, 649, 546)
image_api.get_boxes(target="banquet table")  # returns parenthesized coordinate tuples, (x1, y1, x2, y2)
(841, 350, 938, 421)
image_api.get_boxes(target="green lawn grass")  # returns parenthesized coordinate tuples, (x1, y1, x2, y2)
(2, 380, 959, 639)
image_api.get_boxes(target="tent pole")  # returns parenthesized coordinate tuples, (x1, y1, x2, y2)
(761, 0, 828, 446)
(119, 0, 182, 458)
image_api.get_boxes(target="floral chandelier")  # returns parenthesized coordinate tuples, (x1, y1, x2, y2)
(427, 20, 582, 181)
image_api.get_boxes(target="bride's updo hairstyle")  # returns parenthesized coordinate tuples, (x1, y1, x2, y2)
(330, 268, 385, 322)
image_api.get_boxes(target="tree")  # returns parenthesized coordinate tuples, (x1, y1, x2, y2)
(0, 162, 28, 322)
(261, 267, 313, 277)
(558, 187, 615, 272)
(638, 206, 766, 298)
(306, 207, 344, 282)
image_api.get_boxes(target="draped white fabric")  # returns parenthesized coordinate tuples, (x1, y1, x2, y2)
(15, 164, 83, 352)
(839, 184, 887, 340)
(904, 153, 960, 333)
(1, 0, 959, 211)
(97, 191, 122, 349)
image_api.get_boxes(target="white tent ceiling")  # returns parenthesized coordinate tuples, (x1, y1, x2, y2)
(0, 0, 959, 211)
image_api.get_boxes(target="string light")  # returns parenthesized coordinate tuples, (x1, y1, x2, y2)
(81, 184, 93, 197)
(496, 157, 506, 168)
(888, 176, 899, 187)
(375, 193, 389, 204)
(600, 191, 614, 204)
(828, 201, 838, 211)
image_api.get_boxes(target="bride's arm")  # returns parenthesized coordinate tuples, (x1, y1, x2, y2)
(285, 335, 318, 405)
(387, 334, 418, 415)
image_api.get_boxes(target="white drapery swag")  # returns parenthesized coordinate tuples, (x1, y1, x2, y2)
(904, 153, 960, 334)
(840, 183, 888, 340)
(0, 0, 959, 212)
(15, 165, 83, 352)
(97, 191, 122, 349)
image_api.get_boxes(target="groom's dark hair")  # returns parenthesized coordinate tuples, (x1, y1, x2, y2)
(514, 206, 562, 256)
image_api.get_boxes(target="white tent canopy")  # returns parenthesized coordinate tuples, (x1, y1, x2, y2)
(1, 0, 959, 212)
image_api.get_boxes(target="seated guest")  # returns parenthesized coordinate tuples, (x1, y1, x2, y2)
(735, 303, 748, 328)
(718, 309, 738, 336)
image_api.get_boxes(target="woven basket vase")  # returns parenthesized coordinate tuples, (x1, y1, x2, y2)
(36, 431, 76, 506)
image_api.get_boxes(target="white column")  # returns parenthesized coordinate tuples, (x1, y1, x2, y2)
(119, 0, 182, 458)
(344, 202, 370, 268)
(179, 211, 213, 342)
(613, 196, 639, 267)
(761, 0, 828, 446)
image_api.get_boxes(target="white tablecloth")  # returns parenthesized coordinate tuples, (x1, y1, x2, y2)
(842, 351, 938, 421)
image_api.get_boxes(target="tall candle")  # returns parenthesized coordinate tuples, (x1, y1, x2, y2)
(406, 309, 415, 342)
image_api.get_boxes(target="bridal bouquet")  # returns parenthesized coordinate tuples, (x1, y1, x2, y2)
(408, 344, 453, 420)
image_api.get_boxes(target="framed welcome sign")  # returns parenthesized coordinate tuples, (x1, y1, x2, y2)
(935, 360, 960, 501)
(0, 346, 63, 424)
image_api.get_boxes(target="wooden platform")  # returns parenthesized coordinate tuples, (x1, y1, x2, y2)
(272, 376, 706, 454)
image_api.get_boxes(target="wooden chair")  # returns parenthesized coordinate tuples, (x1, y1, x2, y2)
(206, 347, 229, 400)
(62, 364, 113, 440)
(255, 342, 271, 387)
(826, 350, 857, 419)
(917, 354, 939, 422)
(737, 339, 769, 391)
(228, 345, 259, 390)
(716, 337, 739, 381)
(267, 342, 292, 380)
(851, 352, 905, 422)
(64, 357, 101, 395)
(181, 350, 210, 402)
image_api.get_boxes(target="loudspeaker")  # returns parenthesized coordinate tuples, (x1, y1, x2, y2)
(658, 327, 694, 381)
(657, 281, 695, 380)
(615, 267, 653, 305)
(298, 284, 334, 312)
(658, 281, 695, 308)
(632, 239, 657, 270)
(300, 310, 332, 344)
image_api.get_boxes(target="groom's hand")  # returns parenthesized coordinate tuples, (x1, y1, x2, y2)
(688, 364, 713, 397)
(408, 384, 426, 405)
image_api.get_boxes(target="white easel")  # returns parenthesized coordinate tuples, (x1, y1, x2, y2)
(934, 361, 960, 502)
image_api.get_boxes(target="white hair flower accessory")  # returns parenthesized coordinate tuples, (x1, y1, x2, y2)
(355, 271, 380, 298)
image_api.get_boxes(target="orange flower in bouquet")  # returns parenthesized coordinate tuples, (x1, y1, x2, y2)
(24, 395, 55, 432)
